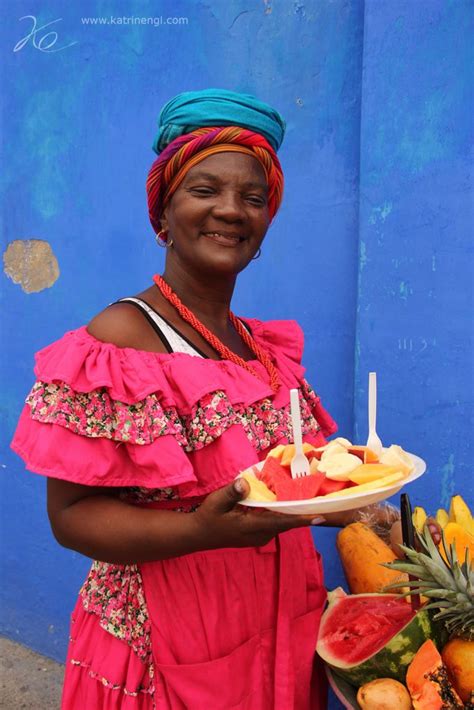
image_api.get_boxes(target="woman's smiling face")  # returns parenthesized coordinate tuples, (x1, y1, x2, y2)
(160, 152, 271, 278)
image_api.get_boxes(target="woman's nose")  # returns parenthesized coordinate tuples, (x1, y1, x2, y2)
(212, 191, 244, 220)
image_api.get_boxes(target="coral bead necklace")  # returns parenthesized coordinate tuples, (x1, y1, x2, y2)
(153, 274, 280, 392)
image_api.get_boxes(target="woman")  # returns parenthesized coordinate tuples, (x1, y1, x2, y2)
(12, 89, 370, 709)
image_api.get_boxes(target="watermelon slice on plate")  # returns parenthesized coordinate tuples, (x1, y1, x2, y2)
(274, 474, 324, 501)
(259, 456, 289, 491)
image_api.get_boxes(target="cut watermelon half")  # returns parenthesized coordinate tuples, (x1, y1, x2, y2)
(316, 588, 435, 686)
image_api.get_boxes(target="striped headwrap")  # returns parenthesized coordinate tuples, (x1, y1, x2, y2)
(146, 125, 284, 234)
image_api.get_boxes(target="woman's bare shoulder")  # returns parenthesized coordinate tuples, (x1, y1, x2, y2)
(87, 302, 168, 353)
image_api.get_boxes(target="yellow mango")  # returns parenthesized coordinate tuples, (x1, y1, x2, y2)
(449, 495, 474, 535)
(348, 464, 401, 485)
(323, 471, 405, 498)
(440, 522, 474, 563)
(280, 442, 315, 466)
(412, 506, 427, 533)
(241, 472, 276, 502)
(436, 508, 450, 529)
(267, 444, 286, 460)
(309, 457, 320, 474)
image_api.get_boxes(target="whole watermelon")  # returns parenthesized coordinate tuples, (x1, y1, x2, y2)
(316, 588, 434, 686)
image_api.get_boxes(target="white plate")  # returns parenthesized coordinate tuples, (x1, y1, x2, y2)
(237, 451, 426, 515)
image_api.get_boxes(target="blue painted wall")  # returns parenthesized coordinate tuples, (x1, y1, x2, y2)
(1, 1, 472, 706)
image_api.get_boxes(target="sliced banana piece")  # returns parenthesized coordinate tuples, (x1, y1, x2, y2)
(318, 452, 363, 480)
(320, 443, 348, 461)
(314, 437, 353, 453)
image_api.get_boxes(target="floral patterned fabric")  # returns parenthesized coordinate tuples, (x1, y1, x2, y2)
(26, 379, 324, 453)
(80, 562, 152, 664)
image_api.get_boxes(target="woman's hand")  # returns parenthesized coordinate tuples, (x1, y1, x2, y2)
(192, 478, 324, 550)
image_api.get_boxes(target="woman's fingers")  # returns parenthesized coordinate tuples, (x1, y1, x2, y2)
(202, 478, 250, 515)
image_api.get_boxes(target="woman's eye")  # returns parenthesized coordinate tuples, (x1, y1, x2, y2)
(246, 196, 266, 206)
(190, 187, 214, 196)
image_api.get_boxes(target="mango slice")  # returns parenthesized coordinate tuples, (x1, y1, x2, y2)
(348, 464, 401, 485)
(348, 446, 380, 463)
(267, 444, 286, 460)
(240, 472, 276, 502)
(280, 442, 315, 466)
(440, 521, 474, 562)
(449, 495, 474, 535)
(323, 471, 405, 498)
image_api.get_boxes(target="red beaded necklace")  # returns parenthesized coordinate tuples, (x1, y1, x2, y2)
(153, 274, 280, 392)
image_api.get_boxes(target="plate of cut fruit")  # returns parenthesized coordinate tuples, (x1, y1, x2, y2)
(237, 438, 426, 515)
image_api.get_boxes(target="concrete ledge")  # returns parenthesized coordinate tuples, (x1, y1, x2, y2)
(0, 636, 63, 709)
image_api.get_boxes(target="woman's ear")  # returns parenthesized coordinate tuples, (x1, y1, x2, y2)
(160, 208, 169, 233)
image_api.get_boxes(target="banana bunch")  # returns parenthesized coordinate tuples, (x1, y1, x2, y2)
(412, 495, 474, 562)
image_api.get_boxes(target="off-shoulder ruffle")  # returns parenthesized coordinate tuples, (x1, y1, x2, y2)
(11, 321, 337, 492)
(32, 322, 305, 409)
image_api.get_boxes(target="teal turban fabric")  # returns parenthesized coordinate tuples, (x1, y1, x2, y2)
(153, 88, 286, 155)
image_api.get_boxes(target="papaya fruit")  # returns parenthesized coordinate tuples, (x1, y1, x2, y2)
(336, 522, 408, 594)
(406, 639, 463, 709)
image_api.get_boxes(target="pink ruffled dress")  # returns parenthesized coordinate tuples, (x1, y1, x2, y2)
(12, 315, 337, 709)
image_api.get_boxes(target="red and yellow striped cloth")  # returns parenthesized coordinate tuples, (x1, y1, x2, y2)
(146, 125, 284, 233)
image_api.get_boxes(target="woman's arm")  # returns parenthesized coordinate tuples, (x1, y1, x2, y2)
(47, 477, 320, 564)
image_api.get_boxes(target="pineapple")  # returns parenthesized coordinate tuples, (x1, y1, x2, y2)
(387, 526, 473, 640)
(386, 526, 474, 702)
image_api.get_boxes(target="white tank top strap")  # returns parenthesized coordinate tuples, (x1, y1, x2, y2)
(117, 297, 204, 357)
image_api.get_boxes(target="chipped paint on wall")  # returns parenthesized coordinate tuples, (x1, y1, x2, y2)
(3, 239, 59, 293)
(399, 280, 411, 301)
(369, 202, 393, 224)
(440, 454, 455, 509)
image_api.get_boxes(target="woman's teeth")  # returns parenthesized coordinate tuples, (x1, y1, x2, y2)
(202, 232, 243, 243)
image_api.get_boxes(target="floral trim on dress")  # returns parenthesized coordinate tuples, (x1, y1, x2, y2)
(80, 562, 152, 664)
(26, 380, 322, 453)
(69, 658, 155, 704)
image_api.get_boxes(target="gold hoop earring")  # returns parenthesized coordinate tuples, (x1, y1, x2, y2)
(155, 230, 168, 247)
(252, 248, 262, 260)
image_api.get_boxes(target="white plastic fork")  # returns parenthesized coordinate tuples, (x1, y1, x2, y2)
(289, 389, 311, 479)
(366, 372, 383, 457)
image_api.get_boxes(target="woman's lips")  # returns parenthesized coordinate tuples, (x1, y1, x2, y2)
(201, 231, 244, 247)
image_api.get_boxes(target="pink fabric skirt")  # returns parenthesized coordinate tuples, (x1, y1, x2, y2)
(62, 528, 327, 709)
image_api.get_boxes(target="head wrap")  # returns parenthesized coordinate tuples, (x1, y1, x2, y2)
(153, 88, 286, 154)
(147, 90, 286, 234)
(146, 125, 284, 233)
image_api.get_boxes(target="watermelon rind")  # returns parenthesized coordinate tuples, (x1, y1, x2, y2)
(316, 591, 434, 686)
